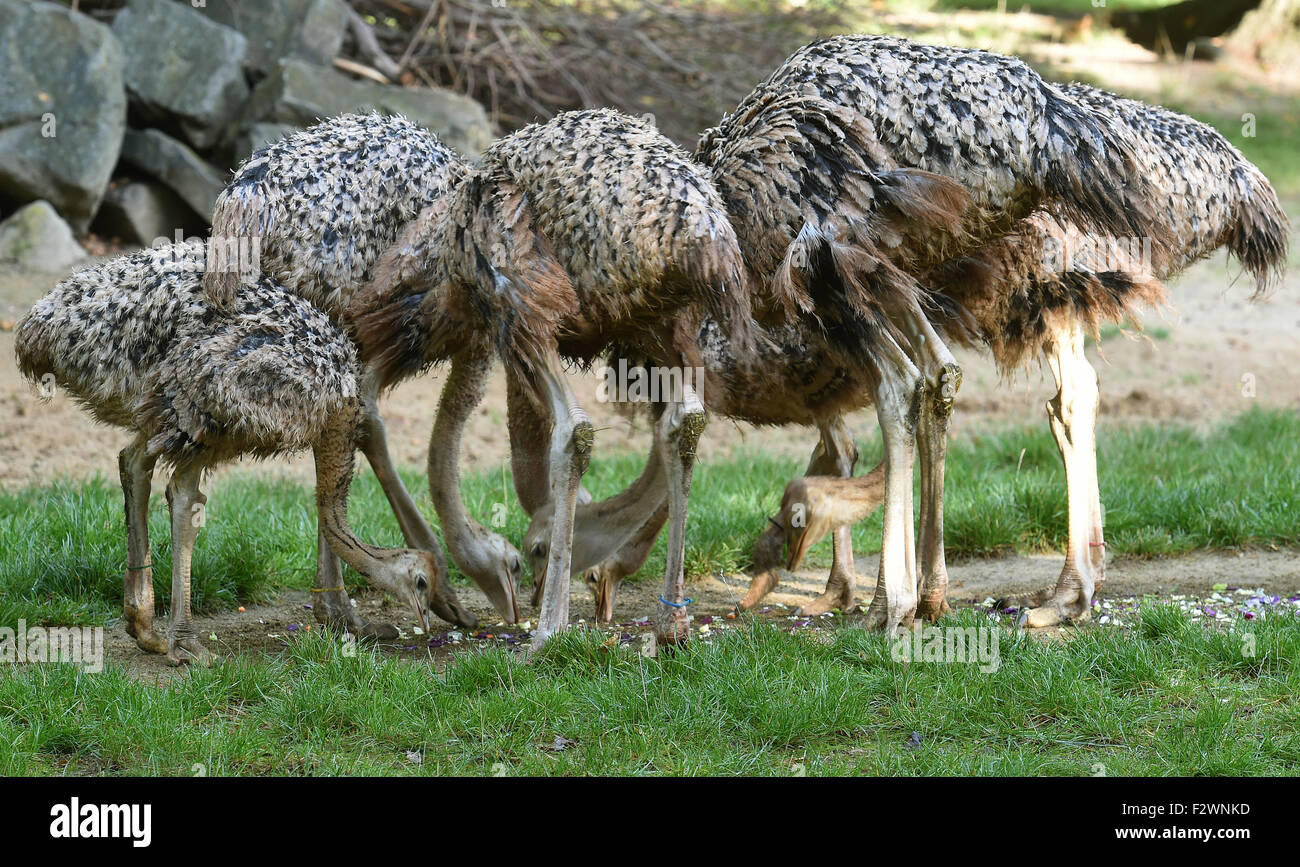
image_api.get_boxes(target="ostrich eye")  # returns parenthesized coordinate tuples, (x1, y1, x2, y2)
(416, 576, 429, 591)
(510, 557, 521, 575)
(530, 542, 545, 557)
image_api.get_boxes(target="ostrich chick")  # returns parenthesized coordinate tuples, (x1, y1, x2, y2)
(352, 110, 756, 649)
(204, 113, 501, 627)
(16, 242, 445, 664)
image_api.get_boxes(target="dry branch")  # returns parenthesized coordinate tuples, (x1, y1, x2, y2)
(344, 0, 851, 145)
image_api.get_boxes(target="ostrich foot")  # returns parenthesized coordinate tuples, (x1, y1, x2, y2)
(166, 633, 212, 666)
(1016, 565, 1095, 628)
(796, 576, 856, 617)
(915, 593, 951, 622)
(312, 589, 401, 642)
(861, 594, 914, 636)
(654, 605, 690, 647)
(1017, 586, 1093, 629)
(737, 568, 783, 612)
(123, 604, 168, 655)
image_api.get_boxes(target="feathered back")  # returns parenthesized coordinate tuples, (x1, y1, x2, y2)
(17, 242, 358, 464)
(749, 35, 1177, 271)
(1064, 83, 1288, 296)
(204, 113, 469, 315)
(697, 87, 971, 324)
(353, 109, 753, 379)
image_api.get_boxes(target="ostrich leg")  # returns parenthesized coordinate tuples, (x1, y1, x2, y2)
(119, 438, 166, 654)
(899, 309, 961, 622)
(1020, 318, 1103, 627)
(163, 464, 212, 665)
(356, 372, 475, 628)
(530, 350, 594, 651)
(508, 375, 553, 518)
(862, 334, 920, 635)
(794, 416, 862, 616)
(743, 416, 859, 611)
(654, 381, 708, 645)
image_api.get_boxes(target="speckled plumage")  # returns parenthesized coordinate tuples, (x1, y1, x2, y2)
(17, 241, 360, 466)
(1064, 82, 1287, 293)
(16, 242, 447, 660)
(205, 113, 469, 314)
(354, 109, 752, 382)
(927, 84, 1288, 368)
(696, 34, 1178, 352)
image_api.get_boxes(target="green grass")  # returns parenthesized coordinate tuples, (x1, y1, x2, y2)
(2, 606, 1297, 775)
(1, 409, 1297, 627)
(1, 409, 1296, 776)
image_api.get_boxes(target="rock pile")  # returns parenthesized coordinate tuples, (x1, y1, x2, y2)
(0, 0, 492, 254)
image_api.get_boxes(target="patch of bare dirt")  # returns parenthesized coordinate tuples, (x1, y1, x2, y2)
(99, 547, 1300, 681)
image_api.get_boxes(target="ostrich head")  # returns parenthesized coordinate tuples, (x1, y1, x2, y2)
(370, 549, 444, 632)
(466, 527, 523, 625)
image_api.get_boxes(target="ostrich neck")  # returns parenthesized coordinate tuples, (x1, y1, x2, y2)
(429, 350, 494, 571)
(314, 415, 397, 577)
(569, 427, 668, 574)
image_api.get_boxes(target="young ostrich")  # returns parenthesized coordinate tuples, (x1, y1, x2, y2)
(525, 36, 1177, 632)
(351, 109, 756, 649)
(15, 242, 445, 663)
(755, 84, 1288, 626)
(203, 113, 516, 627)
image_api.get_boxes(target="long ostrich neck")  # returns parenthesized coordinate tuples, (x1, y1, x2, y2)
(429, 350, 493, 566)
(315, 413, 396, 576)
(569, 424, 668, 574)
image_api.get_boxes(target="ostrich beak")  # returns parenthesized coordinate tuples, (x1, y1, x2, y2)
(408, 590, 430, 633)
(476, 565, 519, 625)
(785, 518, 822, 572)
(598, 577, 618, 623)
(590, 570, 617, 624)
(493, 575, 521, 625)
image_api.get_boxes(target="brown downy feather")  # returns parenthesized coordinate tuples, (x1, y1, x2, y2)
(927, 212, 1169, 369)
(346, 196, 464, 390)
(699, 88, 972, 326)
(462, 170, 581, 378)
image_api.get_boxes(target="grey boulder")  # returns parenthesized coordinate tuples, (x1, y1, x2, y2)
(239, 58, 493, 158)
(200, 0, 348, 75)
(0, 201, 87, 273)
(120, 129, 229, 222)
(112, 0, 249, 151)
(94, 180, 205, 246)
(0, 1, 126, 233)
